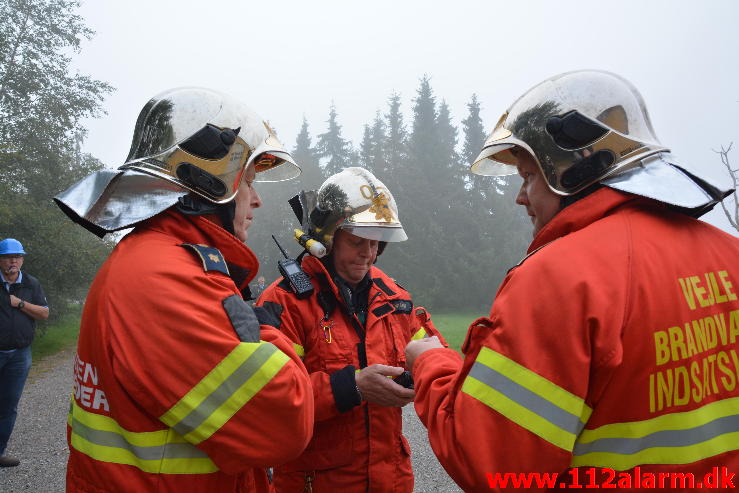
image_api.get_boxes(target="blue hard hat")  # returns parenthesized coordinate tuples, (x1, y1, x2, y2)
(0, 238, 26, 255)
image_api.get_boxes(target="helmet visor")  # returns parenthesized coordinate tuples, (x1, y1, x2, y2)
(252, 150, 301, 182)
(341, 224, 408, 242)
(470, 143, 518, 176)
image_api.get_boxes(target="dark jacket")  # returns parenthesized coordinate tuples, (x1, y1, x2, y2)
(0, 272, 47, 350)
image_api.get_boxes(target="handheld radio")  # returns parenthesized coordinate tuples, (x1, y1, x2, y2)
(272, 235, 314, 299)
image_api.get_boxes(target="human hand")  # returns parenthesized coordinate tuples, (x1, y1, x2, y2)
(355, 364, 415, 407)
(9, 294, 21, 308)
(405, 336, 444, 370)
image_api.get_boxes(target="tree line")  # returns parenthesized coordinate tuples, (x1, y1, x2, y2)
(249, 77, 531, 312)
(0, 0, 532, 319)
(0, 0, 114, 322)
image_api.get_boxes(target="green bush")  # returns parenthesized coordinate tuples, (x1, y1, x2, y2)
(31, 306, 81, 360)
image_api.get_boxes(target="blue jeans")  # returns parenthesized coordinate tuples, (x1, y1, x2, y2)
(0, 346, 32, 455)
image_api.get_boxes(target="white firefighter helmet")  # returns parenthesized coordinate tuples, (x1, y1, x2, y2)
(471, 70, 732, 216)
(54, 87, 300, 237)
(291, 167, 407, 256)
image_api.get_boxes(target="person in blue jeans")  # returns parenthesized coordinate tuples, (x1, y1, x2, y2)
(0, 238, 49, 467)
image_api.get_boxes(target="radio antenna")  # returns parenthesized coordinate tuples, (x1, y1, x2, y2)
(272, 235, 289, 259)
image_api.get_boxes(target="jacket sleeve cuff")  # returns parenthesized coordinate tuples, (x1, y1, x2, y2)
(330, 365, 361, 413)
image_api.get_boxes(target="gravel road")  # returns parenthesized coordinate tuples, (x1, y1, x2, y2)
(0, 348, 461, 492)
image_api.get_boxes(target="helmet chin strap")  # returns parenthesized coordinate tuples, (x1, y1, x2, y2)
(176, 194, 236, 235)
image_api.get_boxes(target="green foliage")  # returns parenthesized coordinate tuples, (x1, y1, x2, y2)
(31, 305, 80, 360)
(0, 0, 114, 320)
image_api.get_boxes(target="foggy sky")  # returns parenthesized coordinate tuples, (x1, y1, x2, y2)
(72, 0, 739, 234)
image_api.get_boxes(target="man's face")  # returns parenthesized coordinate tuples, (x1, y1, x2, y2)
(331, 229, 378, 286)
(232, 164, 262, 243)
(514, 150, 561, 236)
(0, 254, 24, 278)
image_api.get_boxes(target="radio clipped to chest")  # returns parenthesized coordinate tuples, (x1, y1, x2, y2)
(272, 235, 314, 299)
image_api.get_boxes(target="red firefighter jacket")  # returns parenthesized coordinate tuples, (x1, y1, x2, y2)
(257, 256, 444, 493)
(67, 209, 314, 493)
(413, 188, 739, 492)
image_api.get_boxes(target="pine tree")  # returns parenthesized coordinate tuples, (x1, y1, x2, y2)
(359, 124, 373, 171)
(369, 111, 387, 176)
(384, 92, 407, 173)
(315, 103, 354, 177)
(461, 94, 486, 166)
(292, 116, 323, 191)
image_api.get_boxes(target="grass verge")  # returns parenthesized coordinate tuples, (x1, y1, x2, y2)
(26, 308, 483, 358)
(31, 309, 81, 360)
(429, 311, 481, 352)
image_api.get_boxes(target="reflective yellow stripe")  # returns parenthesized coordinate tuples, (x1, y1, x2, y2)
(411, 328, 427, 340)
(462, 347, 591, 451)
(572, 397, 739, 470)
(293, 343, 305, 358)
(68, 398, 217, 474)
(161, 342, 289, 444)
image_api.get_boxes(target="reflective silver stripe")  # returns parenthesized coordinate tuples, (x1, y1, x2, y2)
(574, 413, 739, 456)
(469, 361, 586, 436)
(171, 343, 278, 437)
(71, 417, 208, 460)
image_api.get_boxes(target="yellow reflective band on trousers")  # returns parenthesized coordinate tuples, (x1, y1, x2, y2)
(161, 341, 289, 444)
(572, 396, 739, 470)
(462, 347, 592, 451)
(68, 399, 217, 474)
(411, 328, 427, 341)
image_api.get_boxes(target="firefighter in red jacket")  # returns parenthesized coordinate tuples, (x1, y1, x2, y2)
(54, 87, 313, 492)
(258, 167, 446, 492)
(406, 70, 739, 492)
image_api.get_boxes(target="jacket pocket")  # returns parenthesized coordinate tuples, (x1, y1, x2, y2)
(283, 415, 354, 472)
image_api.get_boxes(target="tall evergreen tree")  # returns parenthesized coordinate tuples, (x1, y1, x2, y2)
(384, 92, 407, 173)
(315, 103, 353, 177)
(436, 100, 460, 173)
(461, 94, 486, 166)
(359, 124, 373, 171)
(359, 110, 388, 177)
(292, 116, 323, 191)
(407, 75, 439, 176)
(369, 111, 387, 177)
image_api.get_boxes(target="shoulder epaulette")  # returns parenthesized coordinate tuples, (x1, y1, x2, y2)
(391, 278, 406, 291)
(372, 277, 396, 296)
(180, 243, 230, 276)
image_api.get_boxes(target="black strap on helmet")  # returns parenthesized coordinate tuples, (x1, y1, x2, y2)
(180, 124, 240, 160)
(176, 194, 236, 236)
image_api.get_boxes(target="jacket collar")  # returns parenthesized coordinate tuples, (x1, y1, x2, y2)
(301, 255, 398, 309)
(528, 188, 649, 253)
(141, 208, 259, 291)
